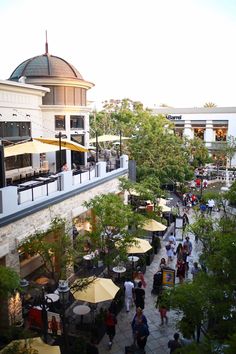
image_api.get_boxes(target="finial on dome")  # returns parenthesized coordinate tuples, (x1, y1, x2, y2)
(45, 30, 49, 54)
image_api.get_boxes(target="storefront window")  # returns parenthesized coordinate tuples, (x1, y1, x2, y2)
(215, 129, 227, 141)
(194, 128, 205, 140)
(70, 115, 84, 129)
(55, 115, 66, 130)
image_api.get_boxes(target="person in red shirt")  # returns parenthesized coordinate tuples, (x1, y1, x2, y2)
(105, 308, 117, 349)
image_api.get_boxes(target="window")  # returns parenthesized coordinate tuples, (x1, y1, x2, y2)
(55, 115, 65, 130)
(215, 129, 227, 142)
(70, 115, 84, 129)
(0, 122, 31, 140)
(194, 128, 205, 140)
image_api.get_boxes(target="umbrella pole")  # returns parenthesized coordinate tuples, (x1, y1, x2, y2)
(95, 131, 98, 163)
(59, 132, 62, 171)
(0, 143, 6, 188)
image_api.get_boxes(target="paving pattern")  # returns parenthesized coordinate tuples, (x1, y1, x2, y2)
(97, 204, 202, 354)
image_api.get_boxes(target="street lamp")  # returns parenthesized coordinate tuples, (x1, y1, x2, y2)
(57, 280, 70, 351)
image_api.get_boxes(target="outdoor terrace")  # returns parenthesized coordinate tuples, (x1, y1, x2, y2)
(0, 155, 129, 227)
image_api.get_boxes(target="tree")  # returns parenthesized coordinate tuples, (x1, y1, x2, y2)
(184, 137, 210, 167)
(166, 212, 236, 351)
(224, 135, 236, 168)
(83, 193, 144, 273)
(127, 113, 193, 183)
(0, 266, 20, 299)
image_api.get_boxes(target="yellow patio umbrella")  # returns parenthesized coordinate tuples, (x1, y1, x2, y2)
(159, 204, 171, 212)
(142, 219, 167, 232)
(89, 134, 129, 144)
(0, 337, 61, 354)
(34, 137, 88, 152)
(157, 198, 167, 206)
(73, 277, 120, 303)
(126, 237, 152, 254)
(4, 140, 64, 157)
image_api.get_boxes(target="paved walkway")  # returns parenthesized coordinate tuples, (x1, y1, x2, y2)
(97, 206, 202, 354)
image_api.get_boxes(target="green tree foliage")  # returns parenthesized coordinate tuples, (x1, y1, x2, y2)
(128, 113, 193, 183)
(20, 218, 74, 281)
(0, 266, 20, 299)
(167, 213, 236, 352)
(84, 193, 144, 272)
(226, 180, 236, 206)
(224, 135, 236, 168)
(184, 137, 210, 167)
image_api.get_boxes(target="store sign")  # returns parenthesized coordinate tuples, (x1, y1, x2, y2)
(166, 115, 182, 120)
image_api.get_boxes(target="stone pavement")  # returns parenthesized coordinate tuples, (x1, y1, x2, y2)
(97, 206, 202, 354)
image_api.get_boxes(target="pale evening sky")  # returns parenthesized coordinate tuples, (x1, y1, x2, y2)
(0, 0, 236, 109)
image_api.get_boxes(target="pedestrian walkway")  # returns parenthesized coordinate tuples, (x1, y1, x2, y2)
(97, 207, 202, 354)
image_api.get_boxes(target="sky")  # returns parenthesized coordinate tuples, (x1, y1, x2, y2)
(0, 0, 236, 109)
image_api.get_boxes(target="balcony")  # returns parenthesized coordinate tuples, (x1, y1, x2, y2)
(0, 155, 129, 227)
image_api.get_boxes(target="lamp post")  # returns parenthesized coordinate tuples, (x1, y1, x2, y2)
(57, 280, 70, 351)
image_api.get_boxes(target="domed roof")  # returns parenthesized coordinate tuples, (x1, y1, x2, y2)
(9, 53, 84, 81)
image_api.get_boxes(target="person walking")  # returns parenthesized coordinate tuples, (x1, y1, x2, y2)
(176, 259, 186, 284)
(191, 262, 200, 280)
(104, 308, 117, 349)
(131, 308, 148, 348)
(124, 278, 134, 313)
(168, 332, 182, 353)
(133, 266, 147, 288)
(183, 236, 193, 271)
(166, 241, 175, 263)
(134, 281, 145, 310)
(159, 304, 168, 326)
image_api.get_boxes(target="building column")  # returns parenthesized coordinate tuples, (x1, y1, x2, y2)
(204, 120, 214, 147)
(183, 120, 193, 139)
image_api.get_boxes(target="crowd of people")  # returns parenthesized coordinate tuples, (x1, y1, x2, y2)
(90, 192, 209, 354)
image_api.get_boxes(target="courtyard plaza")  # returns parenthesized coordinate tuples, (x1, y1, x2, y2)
(97, 202, 204, 354)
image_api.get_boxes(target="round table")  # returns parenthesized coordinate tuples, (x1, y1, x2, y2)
(45, 293, 59, 302)
(83, 254, 94, 261)
(113, 266, 126, 281)
(73, 305, 91, 324)
(128, 256, 139, 263)
(35, 276, 49, 285)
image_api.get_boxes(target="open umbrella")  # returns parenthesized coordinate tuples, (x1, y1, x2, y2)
(0, 337, 61, 354)
(159, 205, 171, 212)
(34, 137, 88, 152)
(157, 198, 167, 206)
(73, 277, 119, 303)
(126, 237, 152, 254)
(142, 219, 167, 232)
(4, 140, 64, 157)
(89, 134, 129, 144)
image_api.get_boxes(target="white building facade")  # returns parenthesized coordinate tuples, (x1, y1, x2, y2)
(152, 107, 236, 166)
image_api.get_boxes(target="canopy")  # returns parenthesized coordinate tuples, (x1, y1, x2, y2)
(4, 140, 64, 157)
(73, 277, 119, 303)
(157, 198, 167, 206)
(34, 137, 88, 152)
(159, 205, 171, 212)
(89, 134, 130, 144)
(142, 219, 167, 232)
(126, 237, 152, 254)
(0, 337, 61, 354)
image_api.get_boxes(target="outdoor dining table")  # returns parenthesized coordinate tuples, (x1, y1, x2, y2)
(128, 255, 139, 269)
(113, 266, 126, 281)
(73, 304, 91, 324)
(45, 293, 59, 302)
